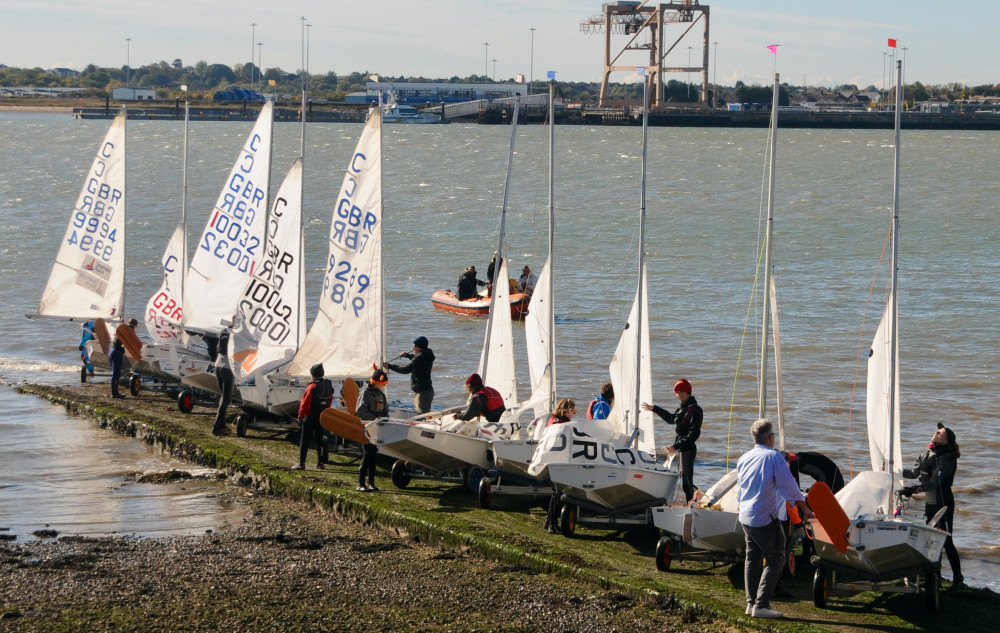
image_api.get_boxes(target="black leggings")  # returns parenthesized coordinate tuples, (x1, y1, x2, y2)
(359, 444, 378, 485)
(927, 502, 962, 581)
(298, 417, 327, 466)
(679, 448, 697, 502)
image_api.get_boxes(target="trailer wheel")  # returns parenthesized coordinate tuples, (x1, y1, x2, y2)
(391, 460, 412, 489)
(129, 375, 141, 396)
(478, 478, 492, 509)
(464, 466, 484, 493)
(235, 413, 250, 438)
(784, 549, 797, 577)
(177, 390, 195, 414)
(924, 571, 939, 614)
(655, 536, 674, 571)
(812, 568, 828, 608)
(559, 504, 577, 537)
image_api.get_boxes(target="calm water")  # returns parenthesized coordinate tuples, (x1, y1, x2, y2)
(1, 111, 998, 587)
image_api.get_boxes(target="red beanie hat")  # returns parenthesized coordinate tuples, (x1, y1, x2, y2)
(466, 373, 483, 390)
(673, 379, 692, 395)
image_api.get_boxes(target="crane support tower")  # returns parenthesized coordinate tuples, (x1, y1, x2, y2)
(581, 1, 710, 108)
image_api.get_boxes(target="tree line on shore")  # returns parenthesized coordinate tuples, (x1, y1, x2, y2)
(2, 60, 997, 105)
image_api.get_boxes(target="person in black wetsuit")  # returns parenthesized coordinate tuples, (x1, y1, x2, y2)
(642, 378, 703, 502)
(903, 422, 964, 590)
(384, 336, 435, 414)
(211, 324, 234, 436)
(293, 363, 334, 471)
(109, 338, 125, 398)
(456, 265, 486, 301)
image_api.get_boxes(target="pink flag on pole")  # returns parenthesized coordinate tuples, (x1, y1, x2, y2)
(888, 38, 897, 48)
(767, 44, 778, 55)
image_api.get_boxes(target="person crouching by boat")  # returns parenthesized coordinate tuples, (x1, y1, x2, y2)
(355, 369, 389, 491)
(108, 338, 125, 399)
(211, 323, 234, 436)
(902, 423, 964, 590)
(544, 398, 577, 534)
(455, 373, 506, 422)
(736, 419, 814, 619)
(293, 363, 334, 471)
(586, 383, 614, 421)
(456, 265, 486, 301)
(384, 336, 435, 414)
(642, 379, 703, 502)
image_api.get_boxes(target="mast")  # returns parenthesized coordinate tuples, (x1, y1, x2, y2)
(120, 106, 127, 322)
(887, 60, 902, 497)
(631, 72, 649, 442)
(480, 97, 520, 379)
(180, 98, 189, 311)
(546, 80, 556, 413)
(759, 74, 778, 422)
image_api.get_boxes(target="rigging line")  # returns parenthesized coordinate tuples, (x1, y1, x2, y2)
(845, 223, 893, 479)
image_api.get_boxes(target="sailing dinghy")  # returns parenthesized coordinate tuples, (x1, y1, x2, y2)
(808, 62, 947, 613)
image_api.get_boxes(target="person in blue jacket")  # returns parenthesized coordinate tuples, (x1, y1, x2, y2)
(586, 383, 614, 420)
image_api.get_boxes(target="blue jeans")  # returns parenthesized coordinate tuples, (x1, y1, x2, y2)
(742, 519, 786, 610)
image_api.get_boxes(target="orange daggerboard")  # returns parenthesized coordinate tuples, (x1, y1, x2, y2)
(341, 378, 359, 416)
(808, 481, 850, 553)
(319, 408, 369, 445)
(93, 318, 111, 356)
(115, 324, 143, 362)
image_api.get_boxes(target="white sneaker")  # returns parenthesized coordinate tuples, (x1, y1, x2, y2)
(745, 604, 753, 615)
(752, 607, 783, 619)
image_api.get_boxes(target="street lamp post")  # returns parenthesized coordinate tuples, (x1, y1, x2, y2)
(712, 41, 718, 109)
(901, 46, 908, 110)
(250, 23, 257, 87)
(687, 46, 692, 100)
(483, 42, 489, 80)
(882, 51, 887, 110)
(492, 59, 497, 80)
(529, 27, 536, 95)
(257, 42, 263, 93)
(125, 38, 131, 88)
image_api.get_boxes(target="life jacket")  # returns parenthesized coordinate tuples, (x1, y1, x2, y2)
(306, 378, 334, 422)
(476, 386, 505, 415)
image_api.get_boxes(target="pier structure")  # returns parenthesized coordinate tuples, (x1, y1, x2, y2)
(581, 1, 710, 109)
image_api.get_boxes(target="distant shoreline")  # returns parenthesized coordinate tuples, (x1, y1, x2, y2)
(0, 104, 73, 113)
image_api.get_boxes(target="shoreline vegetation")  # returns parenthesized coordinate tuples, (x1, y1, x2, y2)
(3, 381, 997, 632)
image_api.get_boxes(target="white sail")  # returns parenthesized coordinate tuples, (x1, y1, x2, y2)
(38, 111, 126, 320)
(866, 299, 902, 487)
(478, 258, 518, 406)
(606, 262, 655, 454)
(184, 100, 274, 335)
(230, 158, 305, 381)
(288, 111, 383, 378)
(522, 256, 554, 417)
(144, 225, 186, 342)
(769, 274, 786, 449)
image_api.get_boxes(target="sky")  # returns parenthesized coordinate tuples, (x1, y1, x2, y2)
(2, 1, 993, 89)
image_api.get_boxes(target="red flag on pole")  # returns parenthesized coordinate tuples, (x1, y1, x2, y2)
(888, 38, 897, 48)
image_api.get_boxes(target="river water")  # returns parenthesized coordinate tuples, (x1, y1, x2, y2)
(1, 110, 997, 588)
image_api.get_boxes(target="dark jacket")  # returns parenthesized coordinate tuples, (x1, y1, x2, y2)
(903, 445, 956, 507)
(385, 348, 435, 393)
(651, 396, 703, 452)
(457, 269, 484, 301)
(356, 385, 389, 421)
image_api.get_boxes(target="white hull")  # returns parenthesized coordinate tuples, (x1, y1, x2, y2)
(811, 514, 946, 577)
(368, 418, 493, 475)
(141, 343, 208, 383)
(491, 438, 544, 482)
(651, 505, 744, 554)
(237, 379, 304, 418)
(547, 462, 679, 512)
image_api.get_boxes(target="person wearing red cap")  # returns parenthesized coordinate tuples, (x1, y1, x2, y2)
(354, 368, 390, 491)
(455, 372, 506, 422)
(642, 378, 703, 502)
(902, 423, 964, 590)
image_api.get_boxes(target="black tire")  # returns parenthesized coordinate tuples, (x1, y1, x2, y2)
(784, 549, 797, 578)
(478, 478, 492, 509)
(235, 413, 249, 438)
(391, 460, 412, 489)
(924, 571, 939, 614)
(812, 568, 828, 608)
(655, 536, 674, 571)
(559, 503, 577, 537)
(177, 390, 195, 414)
(129, 375, 141, 396)
(464, 466, 484, 493)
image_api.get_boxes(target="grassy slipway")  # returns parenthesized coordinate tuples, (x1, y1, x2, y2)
(15, 381, 999, 633)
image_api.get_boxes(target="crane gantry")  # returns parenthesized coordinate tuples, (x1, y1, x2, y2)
(580, 1, 710, 108)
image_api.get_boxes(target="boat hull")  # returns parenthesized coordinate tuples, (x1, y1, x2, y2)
(547, 462, 679, 512)
(811, 514, 947, 578)
(430, 289, 528, 319)
(651, 505, 744, 553)
(491, 438, 544, 481)
(369, 418, 492, 475)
